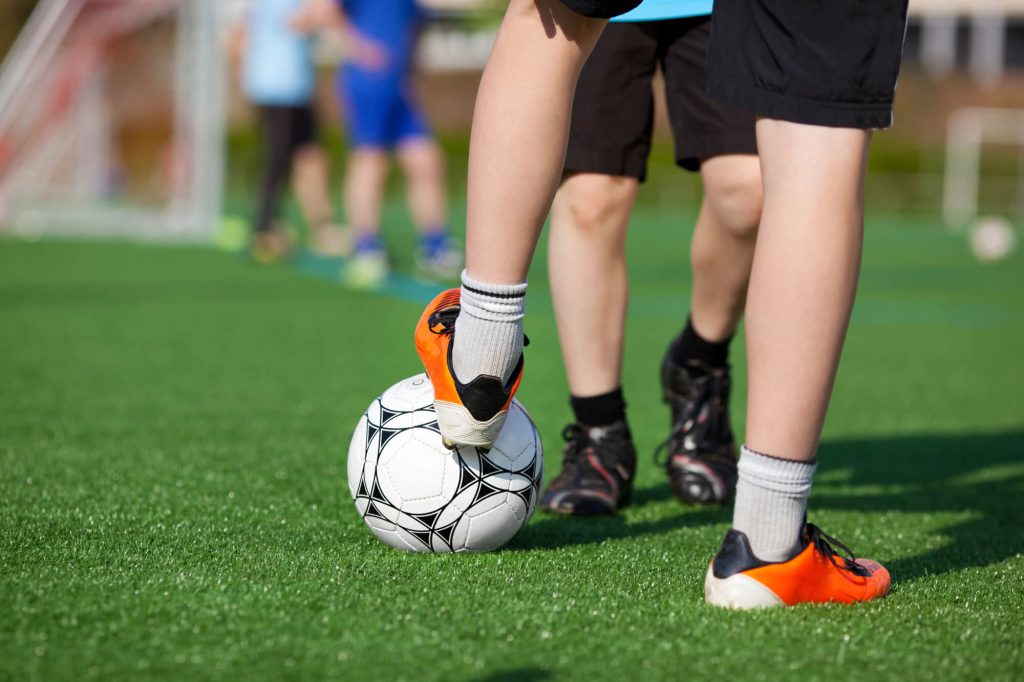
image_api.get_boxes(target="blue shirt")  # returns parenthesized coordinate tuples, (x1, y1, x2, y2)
(611, 0, 712, 22)
(243, 0, 316, 105)
(340, 0, 422, 74)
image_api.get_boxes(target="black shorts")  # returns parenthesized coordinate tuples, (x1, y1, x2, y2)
(559, 0, 642, 19)
(258, 104, 318, 152)
(565, 17, 757, 181)
(707, 0, 909, 129)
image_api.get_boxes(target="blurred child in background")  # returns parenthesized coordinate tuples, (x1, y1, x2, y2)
(332, 0, 462, 286)
(239, 0, 347, 262)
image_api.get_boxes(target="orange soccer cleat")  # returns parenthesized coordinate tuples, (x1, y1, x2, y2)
(704, 523, 891, 609)
(414, 288, 524, 449)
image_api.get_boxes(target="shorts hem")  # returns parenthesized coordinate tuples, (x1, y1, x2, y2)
(564, 147, 648, 182)
(560, 0, 644, 19)
(707, 75, 894, 130)
(350, 131, 432, 151)
(394, 132, 434, 146)
(677, 133, 758, 172)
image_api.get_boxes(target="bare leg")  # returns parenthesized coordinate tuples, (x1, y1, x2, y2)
(549, 173, 637, 397)
(343, 148, 390, 237)
(465, 0, 606, 284)
(744, 119, 871, 461)
(291, 144, 334, 229)
(396, 138, 448, 233)
(688, 154, 762, 341)
(435, 0, 606, 445)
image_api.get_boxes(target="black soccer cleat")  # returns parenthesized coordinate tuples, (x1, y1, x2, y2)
(540, 421, 636, 515)
(656, 341, 738, 506)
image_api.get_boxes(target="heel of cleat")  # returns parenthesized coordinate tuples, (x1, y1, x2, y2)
(434, 400, 508, 449)
(704, 565, 785, 609)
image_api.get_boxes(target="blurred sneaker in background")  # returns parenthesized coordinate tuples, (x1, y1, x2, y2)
(251, 226, 292, 264)
(416, 231, 463, 281)
(345, 234, 389, 288)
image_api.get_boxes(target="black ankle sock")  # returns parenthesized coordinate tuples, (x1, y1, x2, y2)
(671, 316, 732, 369)
(570, 387, 627, 427)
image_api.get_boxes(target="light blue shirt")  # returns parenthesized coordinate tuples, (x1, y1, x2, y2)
(242, 0, 316, 105)
(611, 0, 712, 22)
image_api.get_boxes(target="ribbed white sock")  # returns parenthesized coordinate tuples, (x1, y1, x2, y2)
(452, 271, 527, 385)
(732, 446, 817, 562)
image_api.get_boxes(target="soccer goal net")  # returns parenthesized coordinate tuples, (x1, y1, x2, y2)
(0, 0, 225, 242)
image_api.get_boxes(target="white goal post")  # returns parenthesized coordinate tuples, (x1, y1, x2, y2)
(0, 0, 225, 242)
(943, 107, 1024, 231)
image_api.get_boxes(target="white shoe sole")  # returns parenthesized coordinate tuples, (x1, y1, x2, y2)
(704, 565, 785, 609)
(434, 401, 507, 449)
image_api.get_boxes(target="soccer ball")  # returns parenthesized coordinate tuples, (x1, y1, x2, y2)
(969, 215, 1017, 263)
(347, 374, 543, 553)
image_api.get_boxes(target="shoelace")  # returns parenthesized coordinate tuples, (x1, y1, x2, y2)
(428, 304, 530, 346)
(805, 523, 869, 575)
(653, 367, 730, 465)
(559, 424, 591, 472)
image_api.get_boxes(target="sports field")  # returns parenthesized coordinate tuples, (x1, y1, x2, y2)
(1, 206, 1022, 681)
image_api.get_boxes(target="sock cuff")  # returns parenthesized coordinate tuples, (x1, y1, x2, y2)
(738, 445, 817, 498)
(672, 316, 732, 369)
(569, 387, 627, 427)
(461, 270, 527, 297)
(687, 315, 734, 346)
(460, 271, 527, 322)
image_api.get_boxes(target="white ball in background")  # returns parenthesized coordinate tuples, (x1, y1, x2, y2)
(969, 215, 1017, 263)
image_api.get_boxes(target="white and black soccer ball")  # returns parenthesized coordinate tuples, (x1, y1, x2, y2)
(347, 374, 543, 553)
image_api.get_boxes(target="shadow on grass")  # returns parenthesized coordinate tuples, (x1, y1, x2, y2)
(815, 429, 1024, 582)
(511, 495, 728, 551)
(470, 668, 552, 682)
(631, 481, 675, 507)
(511, 429, 1024, 580)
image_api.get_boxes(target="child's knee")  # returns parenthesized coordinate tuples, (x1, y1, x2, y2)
(399, 143, 443, 180)
(555, 175, 633, 236)
(292, 145, 324, 172)
(704, 162, 763, 239)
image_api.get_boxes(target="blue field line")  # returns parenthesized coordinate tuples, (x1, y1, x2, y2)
(286, 251, 1020, 328)
(289, 249, 445, 306)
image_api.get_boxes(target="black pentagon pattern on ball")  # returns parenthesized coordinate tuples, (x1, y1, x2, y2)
(354, 398, 542, 552)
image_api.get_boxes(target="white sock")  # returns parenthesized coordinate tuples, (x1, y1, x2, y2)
(452, 271, 527, 385)
(731, 446, 817, 562)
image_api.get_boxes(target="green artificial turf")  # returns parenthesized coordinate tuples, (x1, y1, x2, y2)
(1, 208, 1022, 681)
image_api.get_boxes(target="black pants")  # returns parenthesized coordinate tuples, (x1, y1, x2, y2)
(255, 105, 317, 233)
